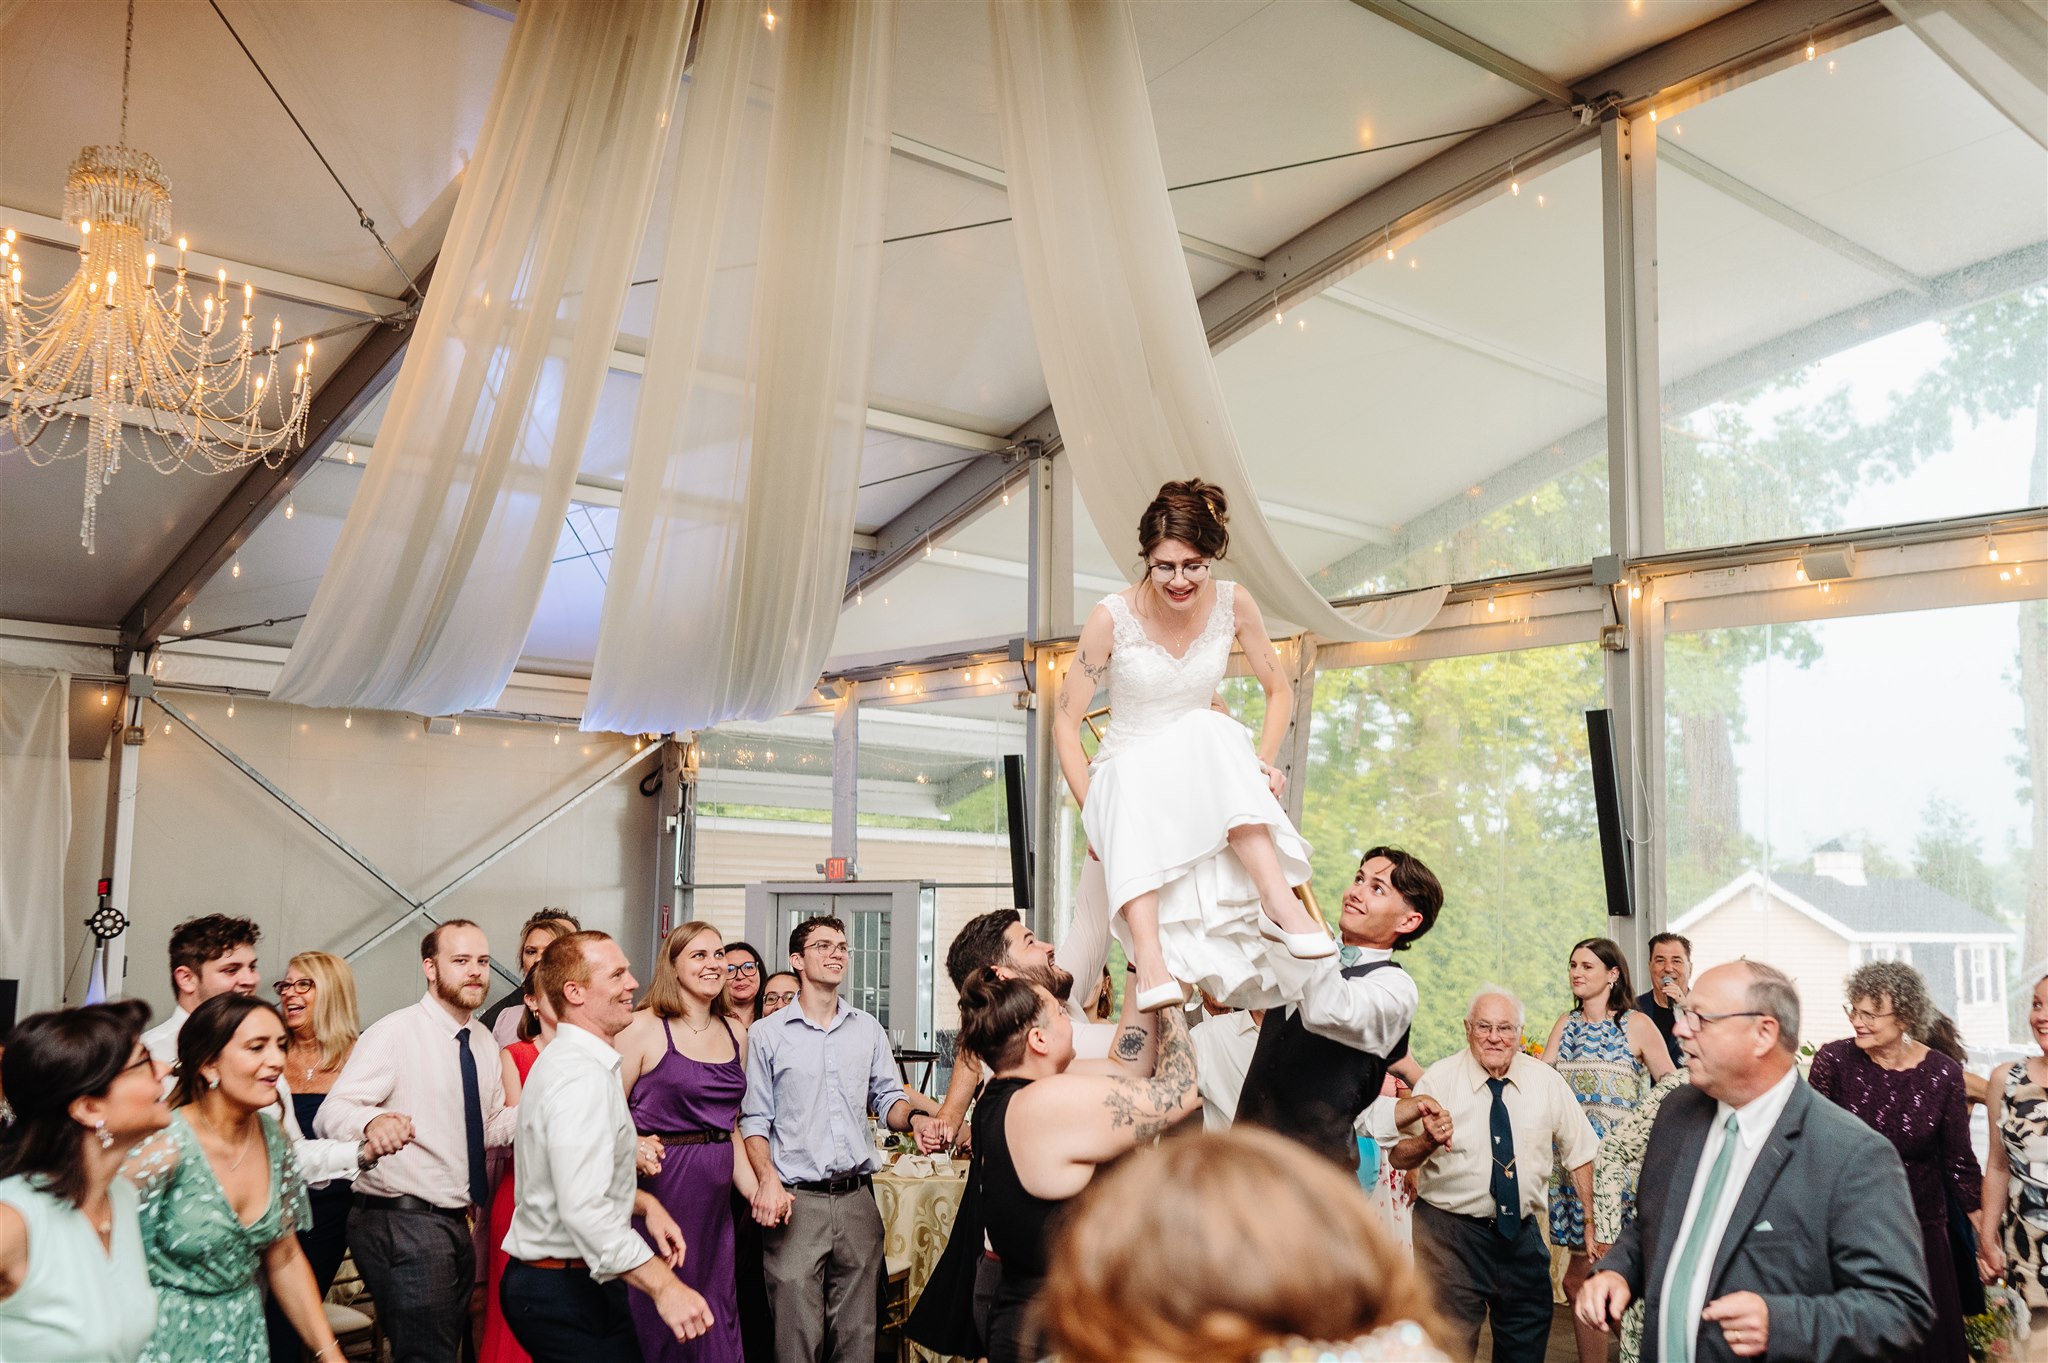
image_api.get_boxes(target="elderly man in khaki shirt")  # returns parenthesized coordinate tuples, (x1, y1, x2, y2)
(1392, 988, 1597, 1363)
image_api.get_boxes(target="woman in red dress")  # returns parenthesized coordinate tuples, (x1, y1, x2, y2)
(478, 971, 555, 1363)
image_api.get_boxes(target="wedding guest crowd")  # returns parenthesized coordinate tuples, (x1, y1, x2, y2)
(13, 882, 2028, 1363)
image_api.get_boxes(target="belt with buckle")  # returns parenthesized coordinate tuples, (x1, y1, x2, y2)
(520, 1257, 588, 1271)
(789, 1172, 872, 1195)
(352, 1193, 469, 1219)
(648, 1129, 731, 1146)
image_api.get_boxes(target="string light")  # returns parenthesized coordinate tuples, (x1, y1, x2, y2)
(344, 712, 352, 729)
(1648, 107, 1658, 122)
(1485, 593, 1497, 615)
(924, 537, 932, 558)
(1509, 157, 1520, 196)
(1987, 535, 2001, 562)
(452, 722, 461, 735)
(162, 721, 172, 735)
(1383, 228, 1394, 262)
(553, 730, 561, 744)
(1629, 580, 1643, 600)
(284, 498, 294, 520)
(230, 557, 241, 579)
(1806, 29, 1816, 60)
(855, 588, 863, 605)
(225, 694, 234, 718)
(1273, 291, 1284, 326)
(762, 7, 776, 30)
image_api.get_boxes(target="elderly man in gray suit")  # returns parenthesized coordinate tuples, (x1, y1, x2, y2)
(1577, 959, 1932, 1362)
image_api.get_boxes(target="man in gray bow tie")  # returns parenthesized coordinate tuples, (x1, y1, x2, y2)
(1233, 846, 1442, 1170)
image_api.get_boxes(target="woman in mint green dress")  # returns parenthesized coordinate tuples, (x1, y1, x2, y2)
(124, 995, 342, 1363)
(0, 999, 170, 1362)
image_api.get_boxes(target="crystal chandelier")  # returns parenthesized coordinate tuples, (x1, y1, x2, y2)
(1, 0, 314, 553)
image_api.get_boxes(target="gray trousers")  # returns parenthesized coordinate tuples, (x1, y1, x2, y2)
(347, 1203, 476, 1363)
(762, 1186, 885, 1362)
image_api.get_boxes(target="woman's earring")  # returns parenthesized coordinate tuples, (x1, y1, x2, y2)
(206, 1074, 219, 1091)
(95, 1118, 113, 1151)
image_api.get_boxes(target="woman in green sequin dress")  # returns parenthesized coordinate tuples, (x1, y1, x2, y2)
(123, 995, 342, 1363)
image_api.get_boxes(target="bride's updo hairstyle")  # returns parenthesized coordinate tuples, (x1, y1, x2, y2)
(1137, 479, 1229, 561)
(1042, 1128, 1448, 1363)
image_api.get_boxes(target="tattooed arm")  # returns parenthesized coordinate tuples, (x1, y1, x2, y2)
(1067, 976, 1160, 1078)
(1009, 1005, 1200, 1200)
(1054, 604, 1115, 810)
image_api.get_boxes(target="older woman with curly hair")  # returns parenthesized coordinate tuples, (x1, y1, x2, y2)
(1808, 960, 1982, 1363)
(1042, 1128, 1450, 1362)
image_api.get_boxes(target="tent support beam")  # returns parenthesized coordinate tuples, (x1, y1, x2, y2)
(119, 260, 438, 651)
(1344, 0, 1578, 107)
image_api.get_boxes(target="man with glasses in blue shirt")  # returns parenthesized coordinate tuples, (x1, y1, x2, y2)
(741, 916, 940, 1361)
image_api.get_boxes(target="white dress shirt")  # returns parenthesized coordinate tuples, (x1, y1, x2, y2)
(1192, 1010, 1262, 1131)
(1657, 1066, 1799, 1363)
(315, 992, 517, 1207)
(500, 1022, 652, 1282)
(142, 1003, 363, 1185)
(1405, 1048, 1598, 1221)
(1264, 946, 1417, 1057)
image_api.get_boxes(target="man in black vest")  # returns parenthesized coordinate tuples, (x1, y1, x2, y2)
(1236, 845, 1443, 1169)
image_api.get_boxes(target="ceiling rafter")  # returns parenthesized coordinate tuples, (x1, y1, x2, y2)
(1344, 0, 1579, 108)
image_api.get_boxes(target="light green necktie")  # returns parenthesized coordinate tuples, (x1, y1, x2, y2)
(1664, 1112, 1743, 1363)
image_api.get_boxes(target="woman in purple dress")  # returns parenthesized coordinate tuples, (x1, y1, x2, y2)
(1808, 961, 1983, 1363)
(617, 921, 755, 1363)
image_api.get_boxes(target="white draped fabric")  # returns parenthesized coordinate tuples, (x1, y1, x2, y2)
(1883, 0, 2048, 148)
(987, 0, 1419, 644)
(271, 0, 694, 714)
(0, 669, 71, 1016)
(583, 0, 895, 734)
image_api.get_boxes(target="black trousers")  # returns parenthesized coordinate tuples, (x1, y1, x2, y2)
(982, 1269, 1045, 1363)
(1411, 1198, 1553, 1363)
(500, 1259, 641, 1363)
(264, 1188, 352, 1361)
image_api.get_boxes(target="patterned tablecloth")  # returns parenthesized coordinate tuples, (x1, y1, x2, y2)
(873, 1165, 970, 1363)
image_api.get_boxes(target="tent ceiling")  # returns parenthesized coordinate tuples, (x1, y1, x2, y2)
(4, 1, 2041, 695)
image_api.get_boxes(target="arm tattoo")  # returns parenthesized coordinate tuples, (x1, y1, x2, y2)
(1102, 1006, 1195, 1142)
(1078, 651, 1109, 686)
(1113, 1025, 1148, 1062)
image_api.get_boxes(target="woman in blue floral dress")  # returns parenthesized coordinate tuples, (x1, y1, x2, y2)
(1542, 937, 1674, 1363)
(123, 994, 342, 1363)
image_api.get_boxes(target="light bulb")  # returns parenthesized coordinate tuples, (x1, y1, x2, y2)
(855, 589, 863, 605)
(182, 615, 192, 633)
(163, 722, 172, 736)
(888, 680, 898, 692)
(1987, 536, 2000, 562)
(452, 723, 461, 736)
(924, 541, 932, 557)
(100, 684, 109, 706)
(762, 7, 776, 29)
(345, 712, 353, 729)
(1385, 245, 1395, 261)
(230, 558, 241, 579)
(1486, 597, 1497, 614)
(226, 699, 234, 718)
(1630, 582, 1642, 600)
(1510, 178, 1520, 195)
(284, 499, 295, 520)
(1648, 107, 1658, 122)
(1806, 39, 1816, 60)
(1297, 318, 1307, 330)
(553, 731, 561, 744)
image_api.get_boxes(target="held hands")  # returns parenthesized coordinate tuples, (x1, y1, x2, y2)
(1573, 1270, 1632, 1334)
(1702, 1291, 1770, 1358)
(914, 1116, 956, 1154)
(362, 1113, 415, 1160)
(1979, 1236, 2008, 1284)
(1411, 1095, 1454, 1150)
(751, 1179, 794, 1228)
(636, 1136, 664, 1178)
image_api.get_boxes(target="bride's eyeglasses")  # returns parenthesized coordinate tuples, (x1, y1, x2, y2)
(1147, 559, 1210, 583)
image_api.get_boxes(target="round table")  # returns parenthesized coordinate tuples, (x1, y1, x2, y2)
(873, 1165, 970, 1363)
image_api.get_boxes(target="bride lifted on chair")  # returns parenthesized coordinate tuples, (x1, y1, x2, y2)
(1055, 479, 1332, 1014)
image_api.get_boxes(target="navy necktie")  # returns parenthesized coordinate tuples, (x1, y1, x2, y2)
(1486, 1076, 1519, 1239)
(457, 1029, 487, 1208)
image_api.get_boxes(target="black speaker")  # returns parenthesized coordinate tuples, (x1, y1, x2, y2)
(0, 978, 18, 1042)
(1585, 709, 1635, 919)
(1003, 754, 1033, 913)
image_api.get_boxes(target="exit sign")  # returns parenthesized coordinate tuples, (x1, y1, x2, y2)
(824, 857, 850, 882)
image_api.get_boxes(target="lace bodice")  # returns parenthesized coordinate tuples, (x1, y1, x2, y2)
(1096, 580, 1235, 759)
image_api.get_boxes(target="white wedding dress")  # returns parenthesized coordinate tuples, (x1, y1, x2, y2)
(1081, 580, 1314, 1009)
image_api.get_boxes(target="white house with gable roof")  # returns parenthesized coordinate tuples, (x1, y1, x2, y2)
(1671, 842, 2017, 1049)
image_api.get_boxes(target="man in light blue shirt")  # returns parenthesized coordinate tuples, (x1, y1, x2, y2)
(742, 915, 937, 1361)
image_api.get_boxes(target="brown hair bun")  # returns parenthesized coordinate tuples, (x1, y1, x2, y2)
(1137, 479, 1229, 561)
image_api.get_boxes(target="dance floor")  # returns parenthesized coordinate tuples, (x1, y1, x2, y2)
(1473, 1308, 1616, 1363)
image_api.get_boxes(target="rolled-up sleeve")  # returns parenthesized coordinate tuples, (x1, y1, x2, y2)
(739, 1021, 777, 1144)
(866, 1021, 907, 1120)
(544, 1070, 653, 1282)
